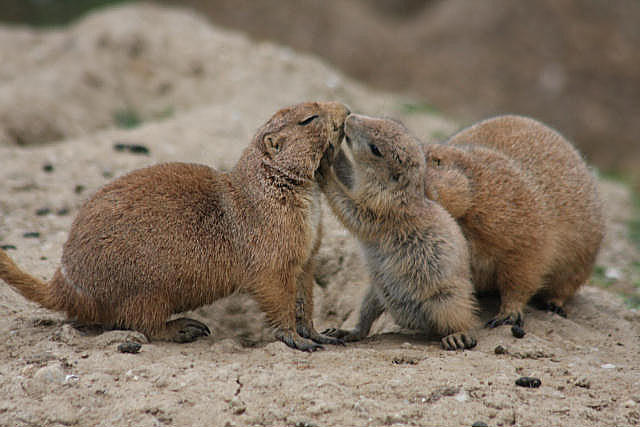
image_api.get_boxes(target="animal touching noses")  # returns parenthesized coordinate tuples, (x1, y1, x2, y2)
(321, 101, 350, 119)
(335, 104, 350, 129)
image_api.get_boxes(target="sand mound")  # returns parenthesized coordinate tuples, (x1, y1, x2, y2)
(0, 3, 453, 147)
(0, 4, 638, 427)
(180, 0, 640, 177)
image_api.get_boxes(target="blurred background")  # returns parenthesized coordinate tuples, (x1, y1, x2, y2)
(0, 0, 639, 307)
(1, 0, 638, 183)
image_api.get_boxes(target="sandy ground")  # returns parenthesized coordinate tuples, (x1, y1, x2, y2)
(0, 4, 639, 427)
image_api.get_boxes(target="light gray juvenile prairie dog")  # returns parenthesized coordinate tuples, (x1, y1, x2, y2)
(318, 114, 479, 350)
(0, 101, 350, 352)
(422, 115, 605, 327)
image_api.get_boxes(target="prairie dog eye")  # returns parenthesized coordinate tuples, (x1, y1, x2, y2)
(298, 115, 319, 126)
(369, 143, 382, 157)
(432, 158, 441, 167)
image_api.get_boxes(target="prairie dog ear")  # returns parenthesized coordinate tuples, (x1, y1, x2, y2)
(265, 134, 281, 156)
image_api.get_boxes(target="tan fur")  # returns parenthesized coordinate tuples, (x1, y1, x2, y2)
(319, 114, 479, 350)
(423, 115, 605, 326)
(0, 101, 350, 351)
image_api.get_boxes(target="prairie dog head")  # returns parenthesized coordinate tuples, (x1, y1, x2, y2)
(343, 114, 426, 206)
(422, 143, 473, 218)
(254, 101, 349, 181)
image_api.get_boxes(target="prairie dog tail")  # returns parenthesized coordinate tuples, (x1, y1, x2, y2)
(0, 249, 58, 310)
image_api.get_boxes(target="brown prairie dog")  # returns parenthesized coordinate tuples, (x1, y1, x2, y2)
(422, 114, 605, 327)
(0, 101, 350, 352)
(318, 114, 479, 350)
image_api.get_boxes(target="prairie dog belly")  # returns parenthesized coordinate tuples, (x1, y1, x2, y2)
(363, 244, 433, 331)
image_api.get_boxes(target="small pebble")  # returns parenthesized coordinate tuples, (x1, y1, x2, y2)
(64, 374, 79, 385)
(392, 356, 418, 365)
(36, 208, 51, 216)
(117, 341, 142, 354)
(33, 364, 65, 385)
(600, 363, 616, 369)
(511, 325, 526, 338)
(128, 144, 150, 154)
(494, 345, 508, 355)
(472, 422, 489, 427)
(604, 267, 622, 281)
(0, 244, 17, 250)
(56, 208, 70, 216)
(515, 376, 541, 388)
(229, 397, 246, 415)
(43, 163, 54, 173)
(113, 142, 150, 155)
(575, 378, 590, 388)
(74, 184, 86, 194)
(454, 389, 468, 402)
(23, 232, 41, 238)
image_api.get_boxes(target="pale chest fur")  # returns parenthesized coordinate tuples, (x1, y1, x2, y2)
(257, 186, 320, 270)
(360, 236, 443, 331)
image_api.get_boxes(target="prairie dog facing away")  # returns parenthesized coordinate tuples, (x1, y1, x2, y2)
(422, 115, 605, 327)
(318, 114, 479, 350)
(0, 101, 350, 352)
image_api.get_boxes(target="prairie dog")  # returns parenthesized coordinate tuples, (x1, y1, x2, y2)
(0, 101, 350, 352)
(319, 114, 479, 350)
(423, 114, 605, 326)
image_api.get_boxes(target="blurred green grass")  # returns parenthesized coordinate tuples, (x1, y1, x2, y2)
(628, 188, 640, 308)
(0, 0, 135, 27)
(596, 173, 640, 308)
(113, 108, 142, 129)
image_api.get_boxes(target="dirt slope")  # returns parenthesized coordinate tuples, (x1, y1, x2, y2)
(0, 4, 638, 427)
(174, 0, 640, 178)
